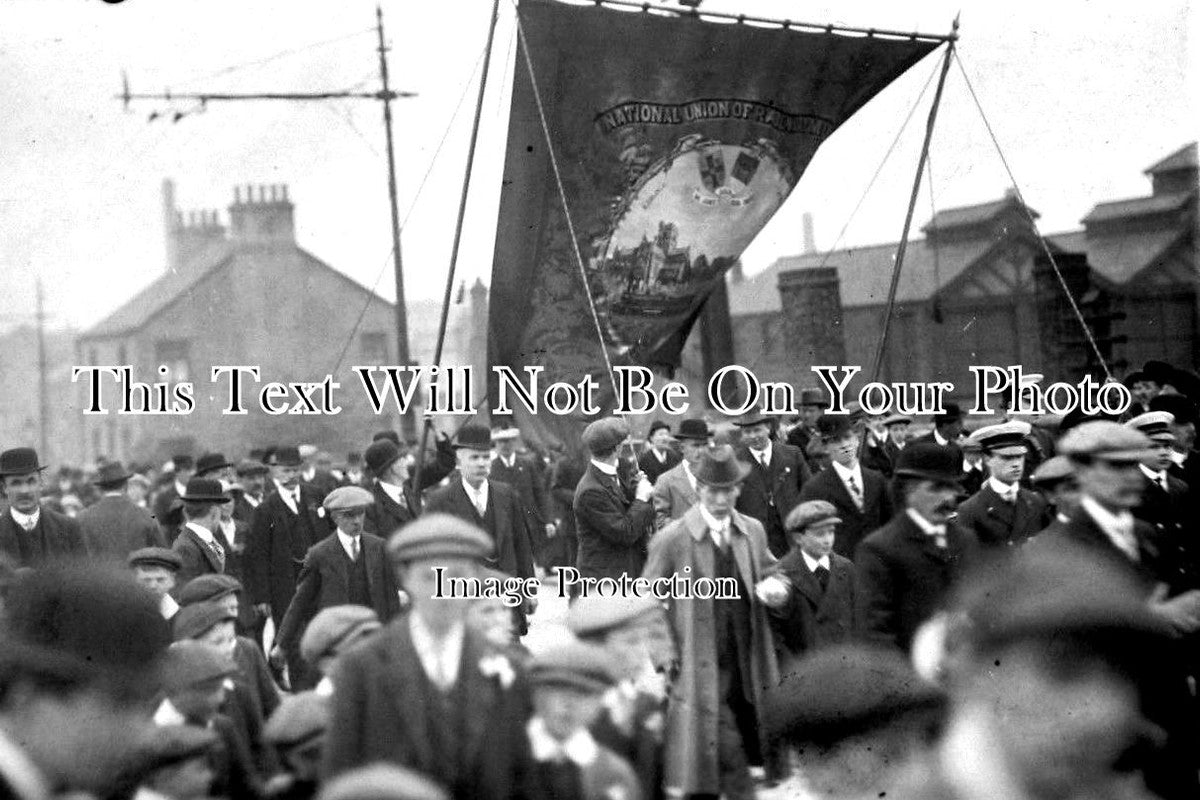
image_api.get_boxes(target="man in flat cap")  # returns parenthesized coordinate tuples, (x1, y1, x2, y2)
(264, 692, 328, 800)
(651, 418, 710, 531)
(323, 514, 533, 800)
(855, 443, 978, 653)
(642, 445, 779, 800)
(0, 447, 86, 568)
(300, 605, 382, 696)
(575, 417, 655, 592)
(246, 445, 328, 636)
(0, 563, 171, 799)
(273, 486, 401, 691)
(425, 424, 537, 635)
(955, 421, 1049, 550)
(490, 424, 555, 567)
(520, 641, 642, 800)
(798, 415, 892, 559)
(78, 460, 165, 560)
(132, 723, 219, 800)
(1029, 455, 1079, 525)
(131, 546, 185, 619)
(732, 410, 811, 558)
(171, 477, 233, 591)
(758, 500, 857, 667)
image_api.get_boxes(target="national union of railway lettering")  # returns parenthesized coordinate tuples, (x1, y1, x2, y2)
(595, 99, 836, 138)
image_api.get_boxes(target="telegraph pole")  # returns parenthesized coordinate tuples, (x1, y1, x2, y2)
(117, 6, 419, 440)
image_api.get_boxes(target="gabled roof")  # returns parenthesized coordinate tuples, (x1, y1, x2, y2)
(1081, 191, 1194, 225)
(84, 241, 234, 339)
(1145, 142, 1197, 175)
(922, 194, 1039, 234)
(1082, 228, 1187, 285)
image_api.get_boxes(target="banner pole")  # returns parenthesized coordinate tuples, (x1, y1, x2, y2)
(411, 0, 503, 507)
(869, 19, 958, 384)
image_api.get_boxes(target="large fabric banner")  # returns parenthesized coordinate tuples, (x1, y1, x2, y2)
(489, 0, 940, 449)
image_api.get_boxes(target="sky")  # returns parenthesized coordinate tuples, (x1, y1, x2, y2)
(0, 0, 1193, 334)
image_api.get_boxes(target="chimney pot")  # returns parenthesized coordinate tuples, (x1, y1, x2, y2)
(282, 185, 289, 202)
(234, 186, 241, 204)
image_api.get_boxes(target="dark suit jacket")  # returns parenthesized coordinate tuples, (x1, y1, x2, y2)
(734, 442, 812, 557)
(854, 512, 977, 652)
(766, 550, 856, 662)
(364, 481, 417, 538)
(0, 505, 86, 568)
(491, 454, 550, 526)
(244, 486, 327, 624)
(956, 483, 1049, 550)
(172, 524, 225, 591)
(574, 463, 654, 581)
(860, 435, 893, 477)
(959, 465, 986, 499)
(152, 483, 183, 543)
(276, 532, 400, 650)
(424, 480, 536, 581)
(1034, 509, 1163, 592)
(797, 465, 892, 559)
(77, 493, 165, 560)
(638, 448, 681, 486)
(232, 493, 261, 525)
(323, 619, 533, 800)
(1141, 471, 1200, 593)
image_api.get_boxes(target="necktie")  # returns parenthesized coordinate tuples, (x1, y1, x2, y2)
(712, 527, 729, 551)
(20, 517, 36, 532)
(348, 536, 359, 561)
(474, 490, 486, 517)
(930, 527, 948, 549)
(1159, 474, 1169, 492)
(814, 564, 830, 592)
(846, 474, 864, 509)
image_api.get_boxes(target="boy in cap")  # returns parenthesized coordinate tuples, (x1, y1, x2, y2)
(264, 692, 328, 800)
(855, 443, 978, 653)
(757, 500, 857, 665)
(651, 418, 710, 530)
(131, 546, 185, 619)
(521, 641, 642, 800)
(568, 597, 667, 800)
(299, 605, 382, 696)
(732, 410, 811, 558)
(272, 486, 401, 688)
(798, 415, 893, 559)
(575, 417, 656, 592)
(956, 421, 1049, 550)
(171, 477, 232, 590)
(323, 514, 533, 800)
(0, 564, 171, 799)
(0, 446, 87, 568)
(78, 460, 165, 560)
(425, 425, 537, 634)
(642, 444, 779, 800)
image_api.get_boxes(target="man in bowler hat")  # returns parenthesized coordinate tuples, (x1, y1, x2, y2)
(651, 418, 710, 531)
(78, 460, 165, 560)
(642, 445, 779, 800)
(323, 514, 533, 800)
(855, 443, 978, 653)
(363, 438, 419, 535)
(172, 477, 233, 590)
(0, 447, 86, 568)
(424, 424, 537, 634)
(732, 410, 811, 558)
(272, 486, 402, 686)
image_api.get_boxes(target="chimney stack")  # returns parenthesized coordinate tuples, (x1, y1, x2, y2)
(163, 180, 227, 272)
(802, 212, 816, 254)
(228, 183, 296, 245)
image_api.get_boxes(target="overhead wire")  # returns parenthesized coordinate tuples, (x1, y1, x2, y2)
(170, 28, 374, 89)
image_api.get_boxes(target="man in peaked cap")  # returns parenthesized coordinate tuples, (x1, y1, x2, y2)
(798, 415, 893, 560)
(78, 460, 165, 560)
(490, 423, 555, 567)
(575, 417, 656, 593)
(153, 453, 196, 545)
(520, 641, 642, 800)
(0, 563, 171, 798)
(171, 477, 233, 592)
(245, 445, 328, 639)
(642, 444, 779, 800)
(323, 514, 533, 800)
(651, 418, 711, 531)
(131, 546, 185, 619)
(733, 409, 812, 558)
(425, 424, 537, 635)
(955, 421, 1050, 550)
(855, 443, 979, 653)
(300, 605, 382, 695)
(0, 447, 86, 568)
(272, 485, 401, 690)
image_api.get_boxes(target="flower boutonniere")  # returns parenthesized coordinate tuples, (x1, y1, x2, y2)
(479, 654, 515, 688)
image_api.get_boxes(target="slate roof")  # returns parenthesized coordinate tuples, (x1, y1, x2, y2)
(1145, 143, 1197, 175)
(1083, 229, 1188, 285)
(1081, 191, 1194, 225)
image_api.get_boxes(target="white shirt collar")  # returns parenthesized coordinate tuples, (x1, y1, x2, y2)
(831, 459, 862, 485)
(461, 477, 489, 506)
(697, 505, 731, 547)
(409, 614, 464, 690)
(934, 429, 950, 447)
(1080, 495, 1138, 561)
(987, 476, 1019, 499)
(499, 454, 515, 468)
(160, 593, 180, 620)
(0, 728, 51, 800)
(748, 441, 772, 465)
(526, 717, 599, 766)
(590, 459, 618, 476)
(174, 480, 188, 496)
(652, 449, 668, 463)
(9, 506, 40, 530)
(1139, 464, 1166, 484)
(336, 528, 361, 559)
(905, 508, 946, 536)
(378, 479, 405, 505)
(184, 521, 215, 545)
(219, 518, 237, 546)
(103, 490, 124, 497)
(800, 550, 831, 573)
(1169, 449, 1187, 467)
(244, 493, 261, 508)
(154, 697, 188, 727)
(682, 461, 697, 491)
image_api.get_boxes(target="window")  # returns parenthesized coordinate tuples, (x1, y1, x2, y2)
(362, 332, 389, 364)
(156, 340, 191, 382)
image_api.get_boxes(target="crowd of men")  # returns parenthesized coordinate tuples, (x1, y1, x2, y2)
(2, 358, 1200, 800)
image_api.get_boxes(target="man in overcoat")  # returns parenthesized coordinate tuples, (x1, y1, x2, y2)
(424, 424, 537, 634)
(77, 461, 165, 560)
(490, 424, 554, 566)
(170, 477, 232, 590)
(651, 418, 710, 530)
(732, 411, 811, 558)
(0, 447, 87, 568)
(955, 421, 1049, 551)
(323, 514, 533, 800)
(642, 445, 779, 800)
